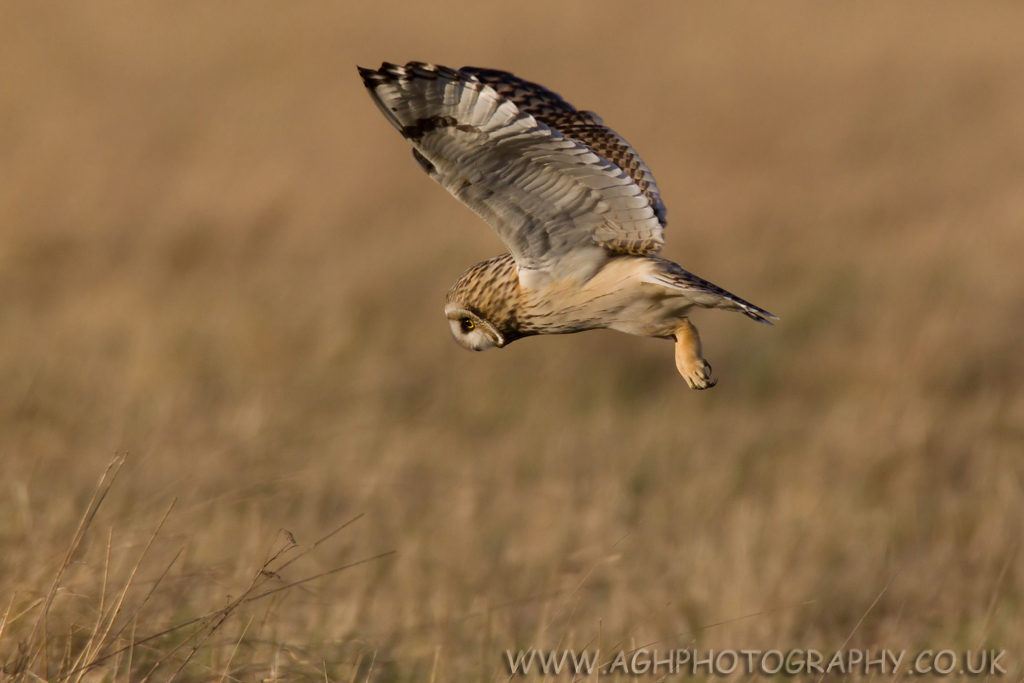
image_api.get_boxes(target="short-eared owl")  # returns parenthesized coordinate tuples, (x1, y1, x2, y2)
(359, 61, 776, 389)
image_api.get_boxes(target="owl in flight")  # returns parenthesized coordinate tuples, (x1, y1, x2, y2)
(359, 61, 775, 388)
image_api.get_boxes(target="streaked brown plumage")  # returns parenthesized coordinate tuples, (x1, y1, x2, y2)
(360, 61, 776, 388)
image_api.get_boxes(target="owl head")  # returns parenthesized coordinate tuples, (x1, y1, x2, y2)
(444, 253, 528, 351)
(444, 307, 506, 351)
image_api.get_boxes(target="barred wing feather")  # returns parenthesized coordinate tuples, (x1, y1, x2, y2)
(358, 61, 667, 286)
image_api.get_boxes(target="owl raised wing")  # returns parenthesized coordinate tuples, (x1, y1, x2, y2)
(358, 61, 667, 288)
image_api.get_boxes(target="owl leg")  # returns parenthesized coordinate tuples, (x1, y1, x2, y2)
(674, 318, 716, 389)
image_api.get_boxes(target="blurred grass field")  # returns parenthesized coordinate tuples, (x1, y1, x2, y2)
(1, 1, 1024, 680)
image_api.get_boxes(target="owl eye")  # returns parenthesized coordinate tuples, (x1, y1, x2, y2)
(460, 318, 475, 332)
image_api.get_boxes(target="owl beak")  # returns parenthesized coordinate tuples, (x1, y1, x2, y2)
(485, 323, 506, 348)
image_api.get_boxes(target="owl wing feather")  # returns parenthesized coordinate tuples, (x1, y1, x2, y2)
(358, 61, 667, 287)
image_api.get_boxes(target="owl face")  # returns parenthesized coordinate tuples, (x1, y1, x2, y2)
(445, 307, 503, 351)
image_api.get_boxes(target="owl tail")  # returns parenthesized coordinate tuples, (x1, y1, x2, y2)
(645, 260, 778, 325)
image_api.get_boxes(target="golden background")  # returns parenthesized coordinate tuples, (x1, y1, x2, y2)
(1, 1, 1022, 680)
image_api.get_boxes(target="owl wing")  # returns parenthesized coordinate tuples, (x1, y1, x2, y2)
(358, 61, 667, 287)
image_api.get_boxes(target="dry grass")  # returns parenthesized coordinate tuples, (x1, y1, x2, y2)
(1, 1, 1024, 680)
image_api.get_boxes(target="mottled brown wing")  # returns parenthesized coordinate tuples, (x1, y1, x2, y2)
(461, 66, 667, 254)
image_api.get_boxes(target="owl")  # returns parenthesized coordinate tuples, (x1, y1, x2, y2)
(359, 61, 775, 388)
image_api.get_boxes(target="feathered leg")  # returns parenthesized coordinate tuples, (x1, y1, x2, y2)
(674, 318, 716, 389)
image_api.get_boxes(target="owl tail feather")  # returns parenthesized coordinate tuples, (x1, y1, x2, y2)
(645, 260, 778, 326)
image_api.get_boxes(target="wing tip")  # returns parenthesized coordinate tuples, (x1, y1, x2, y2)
(357, 64, 405, 130)
(358, 66, 378, 83)
(357, 64, 384, 88)
(358, 61, 469, 88)
(357, 62, 404, 86)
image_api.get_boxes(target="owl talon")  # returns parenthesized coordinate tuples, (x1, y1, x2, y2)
(674, 319, 717, 390)
(682, 359, 716, 390)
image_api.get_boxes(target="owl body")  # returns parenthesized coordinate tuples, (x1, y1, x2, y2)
(519, 257, 708, 338)
(361, 61, 776, 388)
